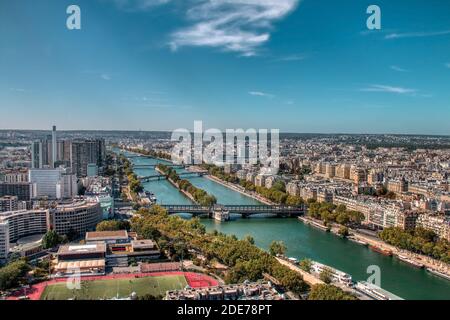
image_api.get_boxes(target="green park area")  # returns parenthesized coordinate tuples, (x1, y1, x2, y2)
(40, 275, 188, 300)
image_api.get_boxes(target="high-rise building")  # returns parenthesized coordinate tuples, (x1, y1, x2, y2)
(31, 126, 70, 169)
(0, 182, 33, 201)
(29, 168, 77, 199)
(52, 125, 57, 168)
(71, 139, 106, 177)
(31, 140, 43, 169)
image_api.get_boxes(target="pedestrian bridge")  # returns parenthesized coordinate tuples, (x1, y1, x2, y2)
(160, 204, 305, 217)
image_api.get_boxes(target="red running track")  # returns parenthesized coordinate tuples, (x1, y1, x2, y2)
(6, 271, 218, 300)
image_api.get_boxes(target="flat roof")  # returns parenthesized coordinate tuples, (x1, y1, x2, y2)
(57, 243, 106, 255)
(131, 239, 156, 249)
(85, 230, 128, 241)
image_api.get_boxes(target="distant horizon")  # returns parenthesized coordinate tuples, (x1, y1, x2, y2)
(1, 127, 450, 138)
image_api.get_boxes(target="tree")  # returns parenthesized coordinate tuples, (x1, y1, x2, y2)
(299, 258, 312, 273)
(308, 284, 356, 300)
(42, 230, 63, 249)
(269, 241, 286, 256)
(96, 220, 131, 231)
(244, 235, 255, 245)
(319, 267, 333, 284)
(0, 259, 31, 290)
(338, 226, 349, 238)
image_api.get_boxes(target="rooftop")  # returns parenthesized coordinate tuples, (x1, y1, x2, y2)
(85, 230, 128, 241)
(57, 243, 106, 256)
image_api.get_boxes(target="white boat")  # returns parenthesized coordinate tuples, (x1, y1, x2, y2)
(311, 261, 353, 286)
(397, 255, 424, 268)
(348, 237, 368, 246)
(355, 281, 403, 300)
(426, 268, 450, 281)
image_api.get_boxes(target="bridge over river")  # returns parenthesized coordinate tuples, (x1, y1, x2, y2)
(138, 171, 206, 182)
(160, 204, 305, 218)
(132, 164, 185, 169)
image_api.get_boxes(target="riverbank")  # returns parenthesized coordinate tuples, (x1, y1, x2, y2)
(299, 215, 450, 277)
(205, 175, 274, 205)
(155, 166, 199, 204)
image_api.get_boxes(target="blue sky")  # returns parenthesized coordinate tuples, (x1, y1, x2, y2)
(0, 0, 449, 134)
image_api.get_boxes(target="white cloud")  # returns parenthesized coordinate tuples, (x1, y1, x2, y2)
(9, 88, 26, 92)
(360, 84, 417, 95)
(385, 30, 450, 40)
(275, 54, 306, 62)
(390, 65, 409, 72)
(248, 91, 274, 98)
(111, 0, 171, 11)
(445, 63, 450, 68)
(170, 0, 300, 56)
(101, 74, 112, 80)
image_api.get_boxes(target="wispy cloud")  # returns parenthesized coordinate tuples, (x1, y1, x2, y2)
(9, 88, 26, 92)
(101, 74, 111, 81)
(390, 65, 409, 72)
(385, 30, 450, 39)
(275, 54, 306, 62)
(170, 0, 300, 56)
(360, 84, 417, 95)
(248, 91, 275, 98)
(445, 63, 450, 68)
(110, 0, 171, 11)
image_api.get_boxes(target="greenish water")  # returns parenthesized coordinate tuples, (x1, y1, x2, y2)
(125, 152, 450, 300)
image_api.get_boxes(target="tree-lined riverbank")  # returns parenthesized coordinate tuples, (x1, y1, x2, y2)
(122, 150, 450, 299)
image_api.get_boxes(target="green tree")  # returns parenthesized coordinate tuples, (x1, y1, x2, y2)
(42, 230, 63, 249)
(338, 226, 349, 238)
(309, 284, 356, 300)
(319, 267, 333, 284)
(96, 220, 131, 231)
(269, 241, 287, 256)
(299, 258, 312, 273)
(0, 259, 31, 290)
(244, 235, 255, 245)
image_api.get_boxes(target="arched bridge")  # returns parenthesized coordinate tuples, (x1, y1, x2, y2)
(138, 172, 206, 182)
(160, 204, 305, 218)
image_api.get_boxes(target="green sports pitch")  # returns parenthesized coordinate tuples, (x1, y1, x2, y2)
(40, 275, 188, 300)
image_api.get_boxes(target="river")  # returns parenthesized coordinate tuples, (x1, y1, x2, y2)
(126, 151, 450, 300)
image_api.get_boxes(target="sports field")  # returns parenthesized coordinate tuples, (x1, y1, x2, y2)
(40, 274, 188, 300)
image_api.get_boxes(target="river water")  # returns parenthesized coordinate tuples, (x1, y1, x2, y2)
(126, 152, 450, 300)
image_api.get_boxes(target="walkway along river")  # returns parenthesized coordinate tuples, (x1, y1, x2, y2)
(125, 151, 450, 300)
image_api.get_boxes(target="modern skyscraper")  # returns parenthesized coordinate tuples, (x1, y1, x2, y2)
(52, 125, 57, 168)
(71, 139, 106, 177)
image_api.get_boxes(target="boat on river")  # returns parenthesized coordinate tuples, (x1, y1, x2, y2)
(397, 255, 424, 268)
(426, 268, 450, 281)
(369, 245, 393, 256)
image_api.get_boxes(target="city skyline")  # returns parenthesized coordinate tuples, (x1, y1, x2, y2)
(1, 0, 450, 134)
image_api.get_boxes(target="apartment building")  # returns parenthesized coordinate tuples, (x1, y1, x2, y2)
(0, 195, 27, 212)
(0, 221, 9, 261)
(0, 209, 49, 243)
(416, 213, 450, 241)
(0, 182, 33, 201)
(387, 179, 408, 194)
(49, 200, 102, 237)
